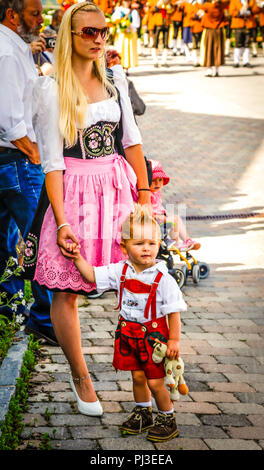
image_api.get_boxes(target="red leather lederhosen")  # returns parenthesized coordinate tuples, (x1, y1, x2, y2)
(112, 263, 169, 379)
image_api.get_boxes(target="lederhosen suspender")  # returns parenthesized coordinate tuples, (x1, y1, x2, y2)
(115, 263, 163, 320)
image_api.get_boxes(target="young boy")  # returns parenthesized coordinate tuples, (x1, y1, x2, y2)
(69, 204, 187, 442)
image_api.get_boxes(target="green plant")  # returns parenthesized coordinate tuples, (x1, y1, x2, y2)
(0, 257, 26, 316)
(0, 335, 40, 450)
(39, 432, 52, 451)
(0, 257, 31, 363)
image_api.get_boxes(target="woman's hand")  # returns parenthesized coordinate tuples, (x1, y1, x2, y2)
(57, 226, 80, 259)
(137, 190, 152, 210)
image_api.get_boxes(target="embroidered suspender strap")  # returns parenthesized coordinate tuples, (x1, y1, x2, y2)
(144, 271, 163, 320)
(114, 263, 129, 311)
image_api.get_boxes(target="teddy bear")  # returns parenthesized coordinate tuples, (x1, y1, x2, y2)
(152, 341, 189, 401)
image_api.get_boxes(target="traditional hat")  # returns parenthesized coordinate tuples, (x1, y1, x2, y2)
(149, 159, 170, 186)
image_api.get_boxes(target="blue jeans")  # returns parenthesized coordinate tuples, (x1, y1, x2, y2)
(0, 149, 52, 327)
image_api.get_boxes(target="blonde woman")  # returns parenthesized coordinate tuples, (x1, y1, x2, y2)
(32, 1, 150, 416)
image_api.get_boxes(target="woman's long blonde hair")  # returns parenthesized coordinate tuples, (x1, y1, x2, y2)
(53, 1, 117, 148)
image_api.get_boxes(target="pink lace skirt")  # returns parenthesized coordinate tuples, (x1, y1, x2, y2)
(34, 154, 137, 293)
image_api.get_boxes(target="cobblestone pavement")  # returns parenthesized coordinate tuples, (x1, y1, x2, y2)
(19, 51, 264, 451)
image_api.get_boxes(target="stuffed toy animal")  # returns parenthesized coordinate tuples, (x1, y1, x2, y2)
(152, 341, 189, 401)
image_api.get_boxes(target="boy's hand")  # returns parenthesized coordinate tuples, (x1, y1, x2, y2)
(166, 340, 180, 360)
(65, 242, 80, 259)
(57, 226, 80, 259)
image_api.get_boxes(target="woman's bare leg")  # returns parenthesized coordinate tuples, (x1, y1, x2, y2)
(51, 291, 97, 402)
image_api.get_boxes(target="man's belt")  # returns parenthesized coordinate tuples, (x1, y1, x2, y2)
(0, 147, 19, 153)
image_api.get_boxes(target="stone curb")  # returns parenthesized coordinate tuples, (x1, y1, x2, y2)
(0, 330, 29, 427)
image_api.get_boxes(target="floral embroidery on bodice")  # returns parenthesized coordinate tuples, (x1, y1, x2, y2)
(63, 121, 118, 160)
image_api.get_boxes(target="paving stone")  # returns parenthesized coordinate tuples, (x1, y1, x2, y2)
(178, 424, 228, 439)
(185, 372, 227, 382)
(247, 415, 264, 426)
(184, 355, 218, 364)
(98, 391, 134, 401)
(21, 426, 70, 440)
(155, 438, 209, 451)
(70, 425, 120, 439)
(217, 403, 264, 415)
(199, 364, 243, 374)
(204, 439, 261, 450)
(227, 427, 264, 440)
(224, 373, 264, 383)
(27, 402, 73, 414)
(101, 401, 123, 413)
(208, 382, 255, 393)
(200, 414, 251, 427)
(50, 414, 101, 426)
(22, 413, 47, 427)
(99, 436, 156, 450)
(233, 392, 264, 404)
(189, 392, 239, 403)
(174, 402, 221, 414)
(51, 439, 98, 450)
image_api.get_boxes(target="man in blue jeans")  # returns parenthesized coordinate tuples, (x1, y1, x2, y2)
(0, 0, 58, 346)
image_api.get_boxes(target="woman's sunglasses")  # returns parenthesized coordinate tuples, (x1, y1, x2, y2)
(72, 26, 109, 40)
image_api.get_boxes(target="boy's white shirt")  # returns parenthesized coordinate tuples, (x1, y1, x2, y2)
(94, 260, 187, 324)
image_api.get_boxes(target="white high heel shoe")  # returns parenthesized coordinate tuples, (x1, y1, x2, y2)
(70, 375, 103, 416)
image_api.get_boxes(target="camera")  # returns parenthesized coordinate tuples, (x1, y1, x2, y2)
(45, 36, 56, 49)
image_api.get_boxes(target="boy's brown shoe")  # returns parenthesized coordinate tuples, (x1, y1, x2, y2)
(147, 411, 179, 442)
(120, 406, 153, 435)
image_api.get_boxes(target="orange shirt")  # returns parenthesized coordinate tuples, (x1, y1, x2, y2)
(170, 1, 183, 21)
(191, 2, 204, 32)
(229, 0, 259, 29)
(149, 1, 173, 26)
(180, 2, 195, 27)
(259, 8, 264, 27)
(199, 1, 229, 29)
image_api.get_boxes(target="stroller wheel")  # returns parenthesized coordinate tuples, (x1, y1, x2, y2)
(181, 265, 188, 285)
(197, 262, 210, 279)
(172, 269, 185, 289)
(192, 264, 200, 284)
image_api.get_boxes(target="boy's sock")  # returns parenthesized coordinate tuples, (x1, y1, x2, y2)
(136, 401, 152, 408)
(158, 408, 174, 414)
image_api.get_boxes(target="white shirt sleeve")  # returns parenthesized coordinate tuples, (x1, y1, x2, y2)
(160, 274, 187, 315)
(94, 263, 120, 293)
(111, 65, 142, 149)
(0, 54, 27, 141)
(32, 76, 65, 174)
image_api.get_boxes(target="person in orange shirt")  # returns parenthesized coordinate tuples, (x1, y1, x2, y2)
(258, 1, 264, 54)
(179, 0, 195, 61)
(230, 0, 260, 67)
(199, 0, 229, 76)
(141, 2, 151, 48)
(151, 0, 174, 67)
(170, 0, 184, 55)
(190, 0, 204, 66)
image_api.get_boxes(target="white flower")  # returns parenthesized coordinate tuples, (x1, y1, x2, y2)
(18, 289, 24, 299)
(21, 299, 26, 306)
(11, 257, 18, 265)
(11, 303, 18, 312)
(15, 314, 25, 325)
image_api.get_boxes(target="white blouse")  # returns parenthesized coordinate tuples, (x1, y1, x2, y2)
(32, 65, 142, 174)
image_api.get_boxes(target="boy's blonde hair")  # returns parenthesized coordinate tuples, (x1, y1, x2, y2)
(121, 204, 161, 241)
(53, 1, 117, 148)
